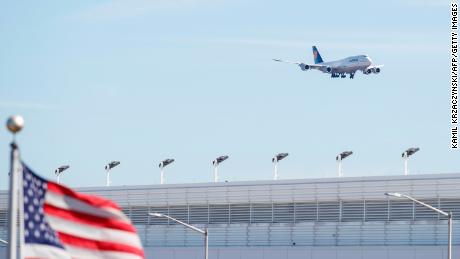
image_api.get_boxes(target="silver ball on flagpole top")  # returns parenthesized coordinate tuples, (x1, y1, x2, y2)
(6, 115, 24, 134)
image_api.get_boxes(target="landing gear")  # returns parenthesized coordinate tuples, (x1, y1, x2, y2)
(331, 72, 349, 78)
(330, 72, 355, 79)
(331, 73, 343, 78)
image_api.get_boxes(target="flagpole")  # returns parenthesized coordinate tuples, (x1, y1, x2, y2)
(18, 161, 25, 259)
(6, 115, 24, 259)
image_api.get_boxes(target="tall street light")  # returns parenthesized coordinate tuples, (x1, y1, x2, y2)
(149, 212, 208, 259)
(272, 153, 288, 180)
(54, 165, 70, 184)
(385, 192, 452, 259)
(212, 155, 229, 182)
(336, 151, 353, 177)
(401, 147, 420, 175)
(104, 161, 120, 187)
(159, 159, 175, 184)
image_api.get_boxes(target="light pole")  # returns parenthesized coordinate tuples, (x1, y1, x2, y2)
(401, 147, 419, 175)
(212, 155, 229, 182)
(104, 161, 120, 187)
(336, 151, 353, 177)
(159, 159, 175, 184)
(149, 212, 208, 259)
(0, 238, 7, 244)
(385, 192, 452, 259)
(272, 153, 288, 180)
(54, 165, 70, 184)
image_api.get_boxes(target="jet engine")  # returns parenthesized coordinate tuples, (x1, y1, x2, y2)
(364, 68, 372, 75)
(326, 67, 332, 73)
(372, 67, 381, 74)
(299, 63, 310, 71)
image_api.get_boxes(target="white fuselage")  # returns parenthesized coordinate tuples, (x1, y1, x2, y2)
(318, 55, 372, 74)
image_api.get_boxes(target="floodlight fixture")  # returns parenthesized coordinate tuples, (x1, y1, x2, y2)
(336, 151, 353, 161)
(336, 151, 353, 177)
(212, 155, 229, 182)
(159, 159, 175, 184)
(150, 212, 164, 218)
(272, 153, 289, 180)
(401, 147, 420, 175)
(105, 161, 120, 171)
(54, 165, 70, 184)
(401, 147, 420, 158)
(105, 161, 120, 187)
(212, 155, 229, 166)
(384, 192, 403, 198)
(272, 153, 289, 163)
(159, 159, 175, 168)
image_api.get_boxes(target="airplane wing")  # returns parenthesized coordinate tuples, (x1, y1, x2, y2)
(272, 58, 301, 65)
(273, 59, 327, 70)
(305, 64, 329, 70)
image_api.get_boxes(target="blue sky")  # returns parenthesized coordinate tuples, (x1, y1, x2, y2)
(0, 0, 453, 189)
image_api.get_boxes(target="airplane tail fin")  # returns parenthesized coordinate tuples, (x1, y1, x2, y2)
(312, 46, 324, 64)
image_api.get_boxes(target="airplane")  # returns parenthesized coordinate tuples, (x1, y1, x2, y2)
(273, 46, 383, 79)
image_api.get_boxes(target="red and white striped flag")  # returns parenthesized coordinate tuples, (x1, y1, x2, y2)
(22, 163, 145, 259)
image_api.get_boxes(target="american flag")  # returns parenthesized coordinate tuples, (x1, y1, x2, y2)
(22, 164, 145, 259)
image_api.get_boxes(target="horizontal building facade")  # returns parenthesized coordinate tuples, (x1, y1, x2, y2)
(1, 173, 459, 258)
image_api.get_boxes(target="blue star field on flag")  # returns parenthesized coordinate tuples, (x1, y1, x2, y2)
(23, 165, 63, 249)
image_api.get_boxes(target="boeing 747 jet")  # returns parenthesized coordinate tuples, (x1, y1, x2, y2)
(273, 46, 383, 79)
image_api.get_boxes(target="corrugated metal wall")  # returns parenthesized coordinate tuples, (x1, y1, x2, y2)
(0, 173, 459, 248)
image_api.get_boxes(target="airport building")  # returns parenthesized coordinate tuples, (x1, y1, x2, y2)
(1, 172, 459, 259)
